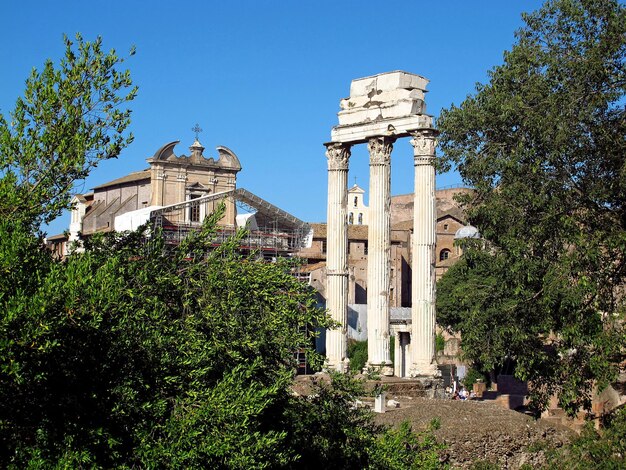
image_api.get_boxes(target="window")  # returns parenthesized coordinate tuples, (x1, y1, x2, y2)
(322, 240, 327, 253)
(349, 212, 354, 224)
(189, 194, 200, 222)
(354, 196, 358, 208)
(364, 241, 368, 255)
(358, 213, 363, 225)
(439, 249, 451, 261)
(443, 223, 449, 231)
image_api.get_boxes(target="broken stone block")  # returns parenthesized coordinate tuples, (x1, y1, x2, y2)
(349, 71, 429, 97)
(374, 392, 386, 413)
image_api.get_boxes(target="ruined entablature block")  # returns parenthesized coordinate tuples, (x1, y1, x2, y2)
(340, 88, 425, 110)
(338, 99, 426, 126)
(349, 71, 429, 97)
(335, 71, 431, 129)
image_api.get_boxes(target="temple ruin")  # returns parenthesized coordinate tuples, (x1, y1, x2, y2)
(325, 71, 439, 377)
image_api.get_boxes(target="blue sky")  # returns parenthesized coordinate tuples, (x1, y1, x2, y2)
(1, 0, 544, 235)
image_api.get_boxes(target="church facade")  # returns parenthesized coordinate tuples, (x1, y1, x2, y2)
(47, 138, 310, 259)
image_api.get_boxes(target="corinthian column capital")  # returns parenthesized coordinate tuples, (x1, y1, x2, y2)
(367, 136, 396, 165)
(410, 130, 438, 165)
(325, 142, 351, 170)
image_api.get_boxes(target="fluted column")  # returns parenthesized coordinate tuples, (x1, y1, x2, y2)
(367, 136, 395, 375)
(325, 142, 351, 372)
(409, 130, 439, 377)
(393, 331, 402, 377)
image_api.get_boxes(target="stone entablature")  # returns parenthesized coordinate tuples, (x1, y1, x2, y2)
(332, 71, 433, 144)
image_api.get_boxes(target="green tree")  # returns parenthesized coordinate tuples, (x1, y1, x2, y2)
(0, 33, 136, 302)
(437, 0, 626, 414)
(0, 205, 331, 467)
(0, 33, 136, 229)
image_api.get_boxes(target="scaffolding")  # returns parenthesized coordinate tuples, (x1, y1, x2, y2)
(149, 188, 311, 258)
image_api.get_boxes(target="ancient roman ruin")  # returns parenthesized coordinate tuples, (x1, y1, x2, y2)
(325, 71, 439, 377)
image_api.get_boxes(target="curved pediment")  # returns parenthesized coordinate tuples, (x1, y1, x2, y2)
(216, 146, 242, 171)
(148, 141, 241, 173)
(151, 141, 180, 161)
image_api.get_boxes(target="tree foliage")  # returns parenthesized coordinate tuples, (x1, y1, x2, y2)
(546, 406, 626, 468)
(437, 0, 626, 414)
(0, 206, 326, 466)
(0, 33, 137, 229)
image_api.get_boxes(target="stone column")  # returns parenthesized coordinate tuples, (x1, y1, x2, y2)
(409, 130, 439, 377)
(393, 331, 402, 377)
(325, 142, 351, 372)
(367, 136, 395, 375)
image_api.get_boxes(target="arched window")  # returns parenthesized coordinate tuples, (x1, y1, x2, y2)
(354, 196, 358, 208)
(439, 249, 451, 261)
(358, 213, 363, 225)
(348, 212, 354, 224)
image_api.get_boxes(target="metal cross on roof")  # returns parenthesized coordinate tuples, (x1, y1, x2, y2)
(192, 123, 203, 141)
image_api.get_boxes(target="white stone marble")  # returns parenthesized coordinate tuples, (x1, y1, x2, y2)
(349, 71, 429, 97)
(408, 130, 440, 377)
(326, 71, 439, 380)
(374, 392, 387, 413)
(366, 136, 394, 376)
(340, 88, 425, 110)
(331, 114, 433, 144)
(338, 100, 426, 126)
(325, 142, 352, 372)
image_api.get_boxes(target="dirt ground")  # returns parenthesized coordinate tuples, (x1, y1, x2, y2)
(374, 396, 575, 469)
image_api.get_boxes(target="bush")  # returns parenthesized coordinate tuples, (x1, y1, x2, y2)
(545, 406, 626, 469)
(436, 333, 445, 353)
(348, 340, 368, 372)
(462, 368, 488, 390)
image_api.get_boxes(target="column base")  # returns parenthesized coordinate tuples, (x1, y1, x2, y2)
(325, 357, 351, 374)
(404, 373, 445, 399)
(408, 362, 441, 378)
(364, 362, 394, 377)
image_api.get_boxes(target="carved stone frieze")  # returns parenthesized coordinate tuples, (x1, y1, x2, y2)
(325, 143, 351, 170)
(367, 136, 396, 165)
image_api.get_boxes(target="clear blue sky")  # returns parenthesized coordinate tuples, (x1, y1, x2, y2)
(1, 0, 544, 235)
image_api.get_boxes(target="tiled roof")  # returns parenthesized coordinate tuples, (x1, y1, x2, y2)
(310, 223, 368, 240)
(297, 261, 326, 273)
(437, 207, 466, 223)
(46, 233, 68, 241)
(392, 220, 413, 231)
(310, 223, 408, 242)
(92, 169, 150, 190)
(437, 255, 460, 267)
